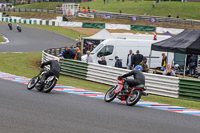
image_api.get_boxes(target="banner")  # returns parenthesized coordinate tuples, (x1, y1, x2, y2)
(131, 25, 156, 32)
(78, 13, 94, 18)
(150, 18, 156, 23)
(82, 22, 105, 29)
(102, 14, 111, 19)
(132, 16, 137, 21)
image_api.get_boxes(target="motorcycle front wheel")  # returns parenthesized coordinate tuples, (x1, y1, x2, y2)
(27, 76, 39, 90)
(126, 90, 142, 106)
(43, 78, 57, 93)
(104, 86, 117, 102)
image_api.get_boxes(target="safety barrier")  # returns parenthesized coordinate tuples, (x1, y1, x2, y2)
(179, 78, 200, 101)
(42, 49, 180, 98)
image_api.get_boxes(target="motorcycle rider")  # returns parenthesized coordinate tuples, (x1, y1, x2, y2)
(16, 24, 21, 31)
(8, 22, 12, 30)
(40, 59, 61, 84)
(118, 65, 145, 93)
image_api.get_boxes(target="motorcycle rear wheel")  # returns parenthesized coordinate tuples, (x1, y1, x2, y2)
(43, 78, 57, 93)
(27, 76, 39, 90)
(104, 86, 117, 102)
(126, 90, 142, 106)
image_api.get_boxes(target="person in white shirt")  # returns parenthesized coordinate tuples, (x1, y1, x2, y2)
(127, 50, 134, 70)
(86, 51, 93, 63)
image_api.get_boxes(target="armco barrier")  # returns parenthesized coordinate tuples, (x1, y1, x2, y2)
(42, 49, 179, 98)
(179, 78, 200, 101)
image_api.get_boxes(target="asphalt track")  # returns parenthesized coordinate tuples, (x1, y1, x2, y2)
(0, 23, 75, 52)
(0, 23, 200, 133)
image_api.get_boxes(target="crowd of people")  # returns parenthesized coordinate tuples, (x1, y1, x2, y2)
(61, 46, 199, 77)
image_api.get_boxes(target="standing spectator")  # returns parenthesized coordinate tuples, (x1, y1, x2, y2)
(163, 64, 176, 76)
(188, 54, 197, 76)
(161, 53, 167, 70)
(98, 56, 107, 65)
(120, 10, 122, 14)
(132, 50, 143, 68)
(153, 1, 155, 8)
(62, 46, 75, 59)
(168, 13, 171, 18)
(107, 0, 109, 3)
(115, 56, 122, 68)
(140, 57, 149, 72)
(104, 0, 105, 4)
(127, 50, 134, 70)
(74, 47, 81, 61)
(88, 6, 90, 12)
(86, 51, 93, 63)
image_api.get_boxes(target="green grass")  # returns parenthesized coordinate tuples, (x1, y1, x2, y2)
(15, 1, 200, 20)
(0, 52, 199, 109)
(0, 35, 5, 42)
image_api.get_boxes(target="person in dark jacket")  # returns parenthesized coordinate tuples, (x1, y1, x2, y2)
(115, 56, 122, 68)
(127, 49, 134, 70)
(40, 59, 61, 83)
(188, 54, 197, 75)
(98, 56, 107, 65)
(118, 69, 145, 92)
(62, 46, 75, 59)
(132, 50, 143, 68)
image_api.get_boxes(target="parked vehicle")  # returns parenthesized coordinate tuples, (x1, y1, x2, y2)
(27, 69, 58, 93)
(82, 38, 174, 68)
(104, 78, 148, 106)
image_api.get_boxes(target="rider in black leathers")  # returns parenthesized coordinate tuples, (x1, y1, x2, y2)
(40, 60, 61, 83)
(119, 70, 145, 92)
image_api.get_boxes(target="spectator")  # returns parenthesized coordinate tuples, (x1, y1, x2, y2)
(74, 47, 81, 61)
(132, 50, 143, 68)
(98, 56, 107, 65)
(115, 56, 122, 68)
(86, 51, 93, 63)
(120, 10, 122, 14)
(177, 15, 179, 19)
(88, 6, 90, 12)
(140, 57, 149, 72)
(163, 64, 176, 76)
(168, 13, 171, 18)
(127, 50, 134, 70)
(161, 53, 167, 70)
(188, 54, 197, 76)
(61, 46, 75, 59)
(153, 1, 155, 8)
(104, 0, 105, 4)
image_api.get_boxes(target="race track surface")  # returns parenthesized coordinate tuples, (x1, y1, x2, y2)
(0, 23, 75, 52)
(0, 79, 200, 133)
(0, 22, 200, 133)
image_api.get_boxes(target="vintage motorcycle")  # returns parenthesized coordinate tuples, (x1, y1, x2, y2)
(104, 78, 148, 106)
(27, 69, 58, 93)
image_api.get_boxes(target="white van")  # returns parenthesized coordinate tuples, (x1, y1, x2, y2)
(82, 38, 173, 68)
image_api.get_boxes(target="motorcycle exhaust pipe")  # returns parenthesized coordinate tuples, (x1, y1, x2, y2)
(142, 91, 148, 96)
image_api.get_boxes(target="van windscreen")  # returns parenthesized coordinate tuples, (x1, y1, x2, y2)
(91, 44, 103, 54)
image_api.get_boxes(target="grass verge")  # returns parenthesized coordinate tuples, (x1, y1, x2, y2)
(0, 52, 199, 109)
(15, 1, 200, 20)
(5, 12, 62, 19)
(0, 35, 5, 42)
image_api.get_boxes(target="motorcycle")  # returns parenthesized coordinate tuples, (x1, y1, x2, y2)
(27, 69, 58, 93)
(8, 23, 12, 30)
(17, 27, 22, 32)
(104, 78, 148, 106)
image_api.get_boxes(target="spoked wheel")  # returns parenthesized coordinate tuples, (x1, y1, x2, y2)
(27, 76, 39, 90)
(104, 86, 117, 102)
(43, 78, 57, 93)
(126, 90, 142, 106)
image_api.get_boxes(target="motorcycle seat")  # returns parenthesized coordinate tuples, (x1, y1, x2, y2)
(135, 84, 145, 88)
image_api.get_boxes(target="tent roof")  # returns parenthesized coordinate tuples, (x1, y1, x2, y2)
(151, 30, 200, 55)
(83, 29, 116, 40)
